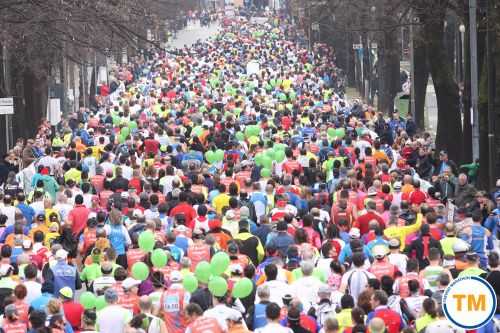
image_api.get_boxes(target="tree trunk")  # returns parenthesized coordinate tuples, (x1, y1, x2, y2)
(423, 8, 463, 163)
(17, 69, 49, 140)
(378, 29, 400, 114)
(413, 25, 429, 130)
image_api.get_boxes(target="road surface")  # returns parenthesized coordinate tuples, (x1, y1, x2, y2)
(166, 20, 220, 49)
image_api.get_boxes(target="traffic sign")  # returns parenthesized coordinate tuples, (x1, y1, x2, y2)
(0, 97, 14, 115)
(352, 44, 362, 50)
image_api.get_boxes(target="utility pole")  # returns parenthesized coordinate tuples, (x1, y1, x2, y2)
(469, 0, 479, 161)
(486, 0, 495, 188)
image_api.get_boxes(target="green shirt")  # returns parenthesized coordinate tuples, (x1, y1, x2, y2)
(458, 266, 486, 277)
(416, 314, 436, 332)
(81, 263, 103, 282)
(440, 237, 459, 257)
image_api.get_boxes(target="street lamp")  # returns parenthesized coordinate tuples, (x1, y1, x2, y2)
(459, 24, 465, 83)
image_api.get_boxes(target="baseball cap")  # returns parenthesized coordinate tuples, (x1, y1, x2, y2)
(388, 238, 400, 249)
(170, 271, 183, 283)
(372, 245, 389, 258)
(349, 227, 360, 239)
(122, 277, 141, 290)
(393, 182, 402, 190)
(59, 287, 73, 299)
(227, 311, 243, 322)
(318, 285, 332, 295)
(367, 187, 377, 196)
(452, 239, 470, 253)
(55, 249, 68, 260)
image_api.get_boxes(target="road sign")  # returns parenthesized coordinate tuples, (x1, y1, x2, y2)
(371, 42, 378, 49)
(0, 97, 14, 115)
(352, 44, 362, 50)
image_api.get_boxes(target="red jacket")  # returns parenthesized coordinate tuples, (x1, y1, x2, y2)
(355, 211, 385, 235)
(170, 202, 196, 229)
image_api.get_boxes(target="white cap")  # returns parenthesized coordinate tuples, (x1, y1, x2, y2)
(349, 227, 361, 239)
(55, 249, 68, 260)
(372, 245, 389, 258)
(170, 271, 183, 283)
(122, 277, 141, 290)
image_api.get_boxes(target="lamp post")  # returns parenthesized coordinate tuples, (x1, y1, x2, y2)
(469, 0, 479, 161)
(459, 24, 465, 83)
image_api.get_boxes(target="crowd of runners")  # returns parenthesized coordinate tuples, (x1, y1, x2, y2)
(0, 12, 498, 333)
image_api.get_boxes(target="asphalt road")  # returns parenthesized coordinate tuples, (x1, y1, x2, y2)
(166, 20, 220, 49)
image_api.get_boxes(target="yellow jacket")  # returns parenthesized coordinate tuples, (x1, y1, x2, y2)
(384, 213, 423, 250)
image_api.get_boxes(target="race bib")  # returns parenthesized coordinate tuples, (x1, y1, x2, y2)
(164, 294, 180, 312)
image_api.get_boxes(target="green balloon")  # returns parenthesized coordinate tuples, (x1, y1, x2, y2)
(208, 276, 228, 297)
(232, 278, 253, 298)
(327, 127, 335, 137)
(205, 150, 216, 164)
(120, 127, 130, 137)
(265, 149, 275, 161)
(275, 150, 286, 163)
(210, 252, 230, 276)
(274, 143, 286, 151)
(183, 274, 199, 293)
(79, 292, 96, 310)
(335, 128, 346, 139)
(138, 230, 155, 252)
(313, 268, 327, 283)
(95, 295, 107, 311)
(151, 249, 168, 268)
(132, 262, 149, 281)
(129, 121, 138, 130)
(192, 126, 204, 137)
(235, 132, 245, 141)
(254, 153, 264, 166)
(118, 133, 127, 144)
(215, 149, 224, 162)
(195, 261, 212, 284)
(260, 168, 271, 178)
(292, 267, 302, 280)
(261, 156, 272, 169)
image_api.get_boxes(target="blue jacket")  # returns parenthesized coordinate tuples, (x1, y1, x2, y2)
(51, 261, 78, 297)
(17, 203, 35, 225)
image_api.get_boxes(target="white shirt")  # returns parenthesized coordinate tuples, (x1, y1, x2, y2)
(204, 304, 244, 332)
(38, 156, 59, 174)
(96, 304, 132, 333)
(290, 276, 326, 312)
(340, 268, 375, 303)
(388, 253, 408, 275)
(29, 202, 45, 218)
(255, 280, 291, 307)
(24, 280, 42, 305)
(54, 203, 73, 222)
(120, 165, 133, 180)
(93, 276, 116, 294)
(255, 322, 293, 333)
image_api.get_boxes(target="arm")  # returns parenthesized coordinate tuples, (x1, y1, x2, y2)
(401, 213, 423, 237)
